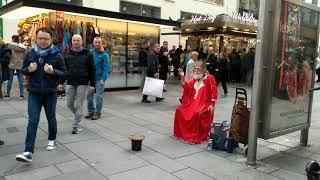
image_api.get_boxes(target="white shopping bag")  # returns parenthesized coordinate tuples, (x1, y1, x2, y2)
(142, 77, 164, 98)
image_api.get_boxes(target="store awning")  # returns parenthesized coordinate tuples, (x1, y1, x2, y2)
(162, 14, 257, 37)
(0, 0, 181, 27)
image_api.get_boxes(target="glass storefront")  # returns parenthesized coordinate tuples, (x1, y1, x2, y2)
(183, 35, 256, 54)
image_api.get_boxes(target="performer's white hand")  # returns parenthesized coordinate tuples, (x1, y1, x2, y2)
(178, 68, 184, 77)
(58, 85, 64, 91)
(88, 86, 95, 93)
(208, 105, 214, 112)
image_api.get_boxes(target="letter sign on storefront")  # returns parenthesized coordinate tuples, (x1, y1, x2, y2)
(232, 11, 257, 23)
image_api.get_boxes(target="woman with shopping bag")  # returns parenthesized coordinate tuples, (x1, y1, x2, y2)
(174, 59, 218, 144)
(141, 44, 165, 103)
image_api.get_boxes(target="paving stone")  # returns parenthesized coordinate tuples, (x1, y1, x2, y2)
(0, 145, 77, 176)
(109, 165, 180, 180)
(176, 152, 248, 179)
(173, 168, 215, 180)
(82, 122, 128, 143)
(39, 122, 101, 144)
(55, 159, 91, 173)
(143, 131, 204, 159)
(236, 168, 281, 180)
(256, 164, 280, 174)
(308, 153, 320, 161)
(266, 144, 291, 152)
(46, 169, 108, 180)
(4, 166, 61, 180)
(64, 139, 149, 176)
(262, 153, 311, 174)
(140, 152, 187, 173)
(271, 169, 306, 180)
(143, 124, 172, 135)
(286, 147, 313, 158)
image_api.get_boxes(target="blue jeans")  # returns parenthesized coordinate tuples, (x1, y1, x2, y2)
(25, 93, 57, 153)
(6, 69, 24, 97)
(87, 81, 105, 115)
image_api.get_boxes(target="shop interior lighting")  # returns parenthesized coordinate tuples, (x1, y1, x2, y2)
(0, 6, 52, 19)
(208, 27, 214, 30)
(223, 26, 227, 29)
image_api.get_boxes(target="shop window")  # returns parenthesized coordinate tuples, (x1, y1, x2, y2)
(120, 1, 161, 18)
(239, 0, 259, 18)
(120, 1, 141, 16)
(127, 23, 159, 87)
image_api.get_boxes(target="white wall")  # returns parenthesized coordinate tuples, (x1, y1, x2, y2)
(3, 19, 18, 43)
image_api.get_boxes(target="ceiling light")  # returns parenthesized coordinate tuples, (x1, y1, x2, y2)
(208, 27, 214, 30)
(223, 26, 227, 29)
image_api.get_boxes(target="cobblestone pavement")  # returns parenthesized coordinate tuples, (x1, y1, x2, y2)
(0, 77, 319, 180)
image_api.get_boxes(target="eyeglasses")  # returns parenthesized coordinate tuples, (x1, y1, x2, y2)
(37, 37, 51, 41)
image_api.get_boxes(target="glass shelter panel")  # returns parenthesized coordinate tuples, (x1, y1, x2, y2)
(270, 2, 318, 132)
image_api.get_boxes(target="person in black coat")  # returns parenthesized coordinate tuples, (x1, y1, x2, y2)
(141, 44, 164, 103)
(16, 27, 66, 163)
(206, 47, 218, 76)
(159, 41, 169, 91)
(0, 39, 11, 99)
(216, 52, 228, 97)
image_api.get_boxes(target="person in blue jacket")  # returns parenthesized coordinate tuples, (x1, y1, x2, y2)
(85, 36, 110, 120)
(16, 27, 66, 163)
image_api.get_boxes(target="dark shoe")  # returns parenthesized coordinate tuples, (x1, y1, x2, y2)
(0, 140, 4, 145)
(91, 113, 100, 120)
(141, 99, 151, 103)
(16, 152, 32, 163)
(163, 89, 167, 92)
(19, 96, 24, 100)
(72, 126, 82, 134)
(177, 97, 182, 104)
(85, 112, 94, 119)
(156, 97, 165, 102)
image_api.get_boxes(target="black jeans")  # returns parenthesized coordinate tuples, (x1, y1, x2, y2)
(25, 92, 57, 153)
(216, 75, 228, 95)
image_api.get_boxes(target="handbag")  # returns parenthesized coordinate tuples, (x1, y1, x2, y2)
(142, 77, 164, 98)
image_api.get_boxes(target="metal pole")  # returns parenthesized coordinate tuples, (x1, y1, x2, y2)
(246, 0, 268, 166)
(300, 128, 309, 146)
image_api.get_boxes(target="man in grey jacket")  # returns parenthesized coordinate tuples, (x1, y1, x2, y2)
(4, 35, 26, 100)
(141, 44, 165, 103)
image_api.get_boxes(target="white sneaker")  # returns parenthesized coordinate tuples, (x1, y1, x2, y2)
(16, 152, 32, 163)
(46, 140, 56, 151)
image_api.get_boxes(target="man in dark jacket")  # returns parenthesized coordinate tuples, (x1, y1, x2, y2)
(142, 44, 164, 103)
(206, 47, 218, 76)
(0, 38, 11, 99)
(229, 49, 241, 82)
(159, 41, 169, 92)
(139, 41, 150, 92)
(59, 35, 95, 134)
(16, 27, 66, 163)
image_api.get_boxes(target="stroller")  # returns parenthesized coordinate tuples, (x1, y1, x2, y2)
(230, 88, 250, 156)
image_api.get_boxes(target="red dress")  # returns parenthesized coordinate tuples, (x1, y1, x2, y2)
(174, 74, 218, 144)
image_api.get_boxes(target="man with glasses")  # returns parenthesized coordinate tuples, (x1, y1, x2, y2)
(15, 27, 66, 163)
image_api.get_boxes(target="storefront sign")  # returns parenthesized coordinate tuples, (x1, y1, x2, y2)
(191, 14, 216, 23)
(231, 12, 257, 23)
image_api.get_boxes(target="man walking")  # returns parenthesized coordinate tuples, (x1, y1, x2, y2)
(4, 35, 26, 100)
(139, 41, 150, 92)
(141, 44, 164, 103)
(85, 37, 110, 120)
(16, 27, 66, 163)
(159, 41, 169, 92)
(59, 35, 95, 134)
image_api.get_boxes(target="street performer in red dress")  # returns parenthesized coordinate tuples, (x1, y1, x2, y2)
(174, 59, 218, 144)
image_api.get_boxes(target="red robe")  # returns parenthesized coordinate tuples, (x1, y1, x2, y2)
(174, 74, 218, 144)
